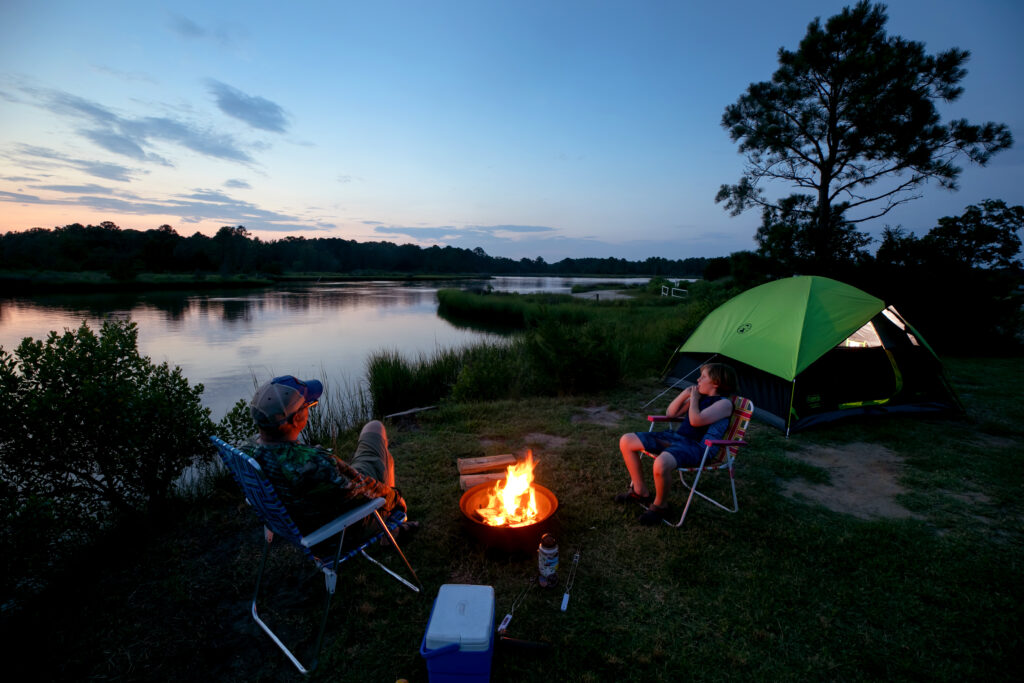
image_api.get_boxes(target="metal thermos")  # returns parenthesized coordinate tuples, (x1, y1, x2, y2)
(537, 533, 559, 587)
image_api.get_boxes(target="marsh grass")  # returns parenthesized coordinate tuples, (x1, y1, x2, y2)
(365, 347, 467, 417)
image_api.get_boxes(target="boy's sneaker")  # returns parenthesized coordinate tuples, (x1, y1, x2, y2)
(638, 504, 670, 526)
(613, 485, 654, 506)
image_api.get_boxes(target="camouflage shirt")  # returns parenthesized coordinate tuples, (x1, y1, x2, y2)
(245, 441, 402, 534)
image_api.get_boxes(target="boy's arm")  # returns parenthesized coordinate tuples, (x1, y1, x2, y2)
(689, 395, 733, 427)
(666, 386, 692, 418)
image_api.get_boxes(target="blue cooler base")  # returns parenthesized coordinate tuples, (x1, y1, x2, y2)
(420, 585, 494, 683)
(419, 627, 494, 682)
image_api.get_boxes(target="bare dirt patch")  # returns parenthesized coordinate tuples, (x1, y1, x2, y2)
(571, 405, 625, 428)
(477, 432, 570, 455)
(522, 432, 570, 451)
(969, 434, 1018, 451)
(781, 442, 921, 520)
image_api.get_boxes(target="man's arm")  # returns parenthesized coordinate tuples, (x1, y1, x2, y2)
(332, 456, 406, 513)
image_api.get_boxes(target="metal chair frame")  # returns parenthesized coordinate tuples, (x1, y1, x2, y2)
(641, 395, 754, 527)
(210, 436, 421, 675)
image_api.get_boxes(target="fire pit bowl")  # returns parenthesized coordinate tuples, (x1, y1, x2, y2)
(459, 482, 559, 554)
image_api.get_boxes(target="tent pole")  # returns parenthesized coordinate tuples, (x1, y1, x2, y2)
(644, 354, 718, 410)
(785, 379, 796, 438)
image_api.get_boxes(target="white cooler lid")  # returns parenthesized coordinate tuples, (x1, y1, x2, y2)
(424, 584, 495, 652)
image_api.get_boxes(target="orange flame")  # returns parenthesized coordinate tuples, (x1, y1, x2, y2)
(476, 451, 539, 527)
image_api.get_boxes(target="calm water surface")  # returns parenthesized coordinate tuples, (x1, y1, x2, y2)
(0, 276, 646, 419)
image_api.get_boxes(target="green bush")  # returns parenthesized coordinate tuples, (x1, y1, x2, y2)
(0, 320, 215, 603)
(216, 398, 258, 445)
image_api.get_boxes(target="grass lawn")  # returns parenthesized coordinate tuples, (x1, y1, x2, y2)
(5, 357, 1021, 681)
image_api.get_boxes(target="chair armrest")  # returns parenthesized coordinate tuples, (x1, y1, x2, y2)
(647, 415, 675, 423)
(703, 439, 748, 448)
(301, 497, 386, 547)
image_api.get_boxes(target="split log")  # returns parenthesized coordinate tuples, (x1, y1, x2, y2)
(460, 472, 507, 490)
(457, 453, 516, 475)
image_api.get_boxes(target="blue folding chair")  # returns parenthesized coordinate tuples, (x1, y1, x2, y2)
(210, 436, 422, 674)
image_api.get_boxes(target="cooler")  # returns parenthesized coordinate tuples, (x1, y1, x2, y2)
(419, 584, 495, 682)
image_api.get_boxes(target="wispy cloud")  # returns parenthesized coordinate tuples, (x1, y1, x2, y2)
(11, 144, 137, 182)
(34, 183, 115, 195)
(0, 174, 323, 233)
(124, 116, 253, 162)
(15, 85, 257, 165)
(207, 80, 288, 133)
(0, 189, 44, 203)
(166, 13, 242, 49)
(168, 14, 205, 39)
(224, 178, 251, 189)
(81, 127, 168, 164)
(373, 224, 557, 242)
(90, 64, 157, 84)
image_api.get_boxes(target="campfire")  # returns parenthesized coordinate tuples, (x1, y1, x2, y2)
(475, 452, 540, 527)
(459, 450, 558, 552)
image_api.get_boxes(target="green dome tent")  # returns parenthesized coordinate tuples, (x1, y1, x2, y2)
(665, 276, 962, 434)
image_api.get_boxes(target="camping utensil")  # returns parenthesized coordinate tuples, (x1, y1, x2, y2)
(497, 577, 535, 635)
(560, 545, 581, 611)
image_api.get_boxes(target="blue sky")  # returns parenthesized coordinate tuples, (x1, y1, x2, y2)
(1, 1, 1021, 261)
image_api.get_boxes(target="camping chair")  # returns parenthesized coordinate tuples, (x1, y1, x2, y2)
(641, 395, 754, 527)
(210, 436, 422, 675)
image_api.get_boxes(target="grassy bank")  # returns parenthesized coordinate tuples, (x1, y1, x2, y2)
(4, 356, 1021, 681)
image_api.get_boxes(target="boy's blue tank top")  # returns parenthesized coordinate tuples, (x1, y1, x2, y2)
(676, 394, 731, 443)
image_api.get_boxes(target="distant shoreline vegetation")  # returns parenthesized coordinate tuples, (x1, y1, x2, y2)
(0, 270, 670, 295)
(0, 222, 708, 294)
(0, 269, 489, 294)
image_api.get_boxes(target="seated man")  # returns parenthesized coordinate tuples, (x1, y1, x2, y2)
(614, 362, 738, 525)
(244, 375, 414, 538)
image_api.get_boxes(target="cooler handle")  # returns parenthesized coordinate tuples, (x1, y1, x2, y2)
(419, 640, 461, 659)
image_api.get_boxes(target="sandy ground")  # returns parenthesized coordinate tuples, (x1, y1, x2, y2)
(565, 405, 921, 520)
(780, 443, 919, 519)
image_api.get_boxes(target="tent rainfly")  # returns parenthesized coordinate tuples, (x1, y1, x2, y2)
(665, 276, 962, 434)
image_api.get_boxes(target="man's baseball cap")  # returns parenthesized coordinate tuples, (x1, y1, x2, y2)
(250, 375, 324, 428)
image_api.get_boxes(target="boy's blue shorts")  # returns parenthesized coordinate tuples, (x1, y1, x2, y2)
(634, 430, 711, 467)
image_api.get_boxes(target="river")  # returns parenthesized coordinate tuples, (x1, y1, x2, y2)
(0, 276, 647, 419)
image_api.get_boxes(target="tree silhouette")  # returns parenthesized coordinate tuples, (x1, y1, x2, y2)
(717, 1, 1012, 266)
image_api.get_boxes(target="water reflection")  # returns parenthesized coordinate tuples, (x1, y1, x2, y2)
(0, 276, 648, 419)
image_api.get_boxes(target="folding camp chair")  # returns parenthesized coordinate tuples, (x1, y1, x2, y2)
(641, 395, 754, 527)
(210, 436, 422, 675)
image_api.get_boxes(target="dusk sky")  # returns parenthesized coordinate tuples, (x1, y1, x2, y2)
(1, 1, 1021, 261)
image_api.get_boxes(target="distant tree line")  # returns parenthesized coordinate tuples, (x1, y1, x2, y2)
(0, 222, 708, 279)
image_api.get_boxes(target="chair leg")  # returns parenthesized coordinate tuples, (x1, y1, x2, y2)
(359, 510, 422, 593)
(250, 529, 339, 675)
(670, 454, 740, 527)
(673, 456, 708, 527)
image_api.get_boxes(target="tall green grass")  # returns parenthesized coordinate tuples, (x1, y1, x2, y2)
(365, 346, 467, 417)
(373, 282, 737, 416)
